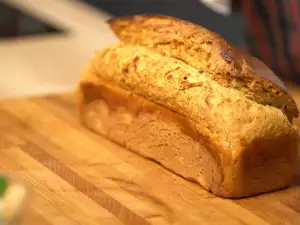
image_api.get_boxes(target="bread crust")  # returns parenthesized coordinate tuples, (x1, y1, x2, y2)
(77, 14, 300, 198)
(78, 68, 299, 198)
(108, 14, 299, 119)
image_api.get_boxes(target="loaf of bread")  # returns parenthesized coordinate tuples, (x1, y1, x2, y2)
(77, 14, 299, 198)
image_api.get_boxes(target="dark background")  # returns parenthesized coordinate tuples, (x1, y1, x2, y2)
(0, 1, 60, 38)
(0, 0, 245, 47)
(84, 0, 245, 46)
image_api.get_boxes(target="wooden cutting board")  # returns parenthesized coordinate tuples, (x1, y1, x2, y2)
(0, 93, 299, 225)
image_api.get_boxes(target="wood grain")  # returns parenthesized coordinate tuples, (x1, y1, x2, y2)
(0, 93, 300, 225)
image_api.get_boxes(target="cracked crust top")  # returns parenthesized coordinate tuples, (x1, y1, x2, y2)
(108, 14, 299, 120)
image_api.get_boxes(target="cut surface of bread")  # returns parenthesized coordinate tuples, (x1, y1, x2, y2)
(78, 40, 299, 198)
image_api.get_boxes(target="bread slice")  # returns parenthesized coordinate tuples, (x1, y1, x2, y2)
(78, 41, 299, 198)
(108, 14, 299, 121)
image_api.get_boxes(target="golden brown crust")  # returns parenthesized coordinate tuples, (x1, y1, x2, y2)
(88, 43, 297, 150)
(76, 14, 300, 198)
(108, 14, 299, 119)
(78, 68, 299, 198)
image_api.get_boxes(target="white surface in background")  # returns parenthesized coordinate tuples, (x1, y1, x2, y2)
(0, 0, 117, 99)
(199, 0, 232, 16)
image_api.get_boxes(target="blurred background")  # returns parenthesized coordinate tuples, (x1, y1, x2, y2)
(0, 0, 245, 100)
(1, 0, 298, 100)
(85, 0, 245, 47)
(0, 0, 244, 45)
